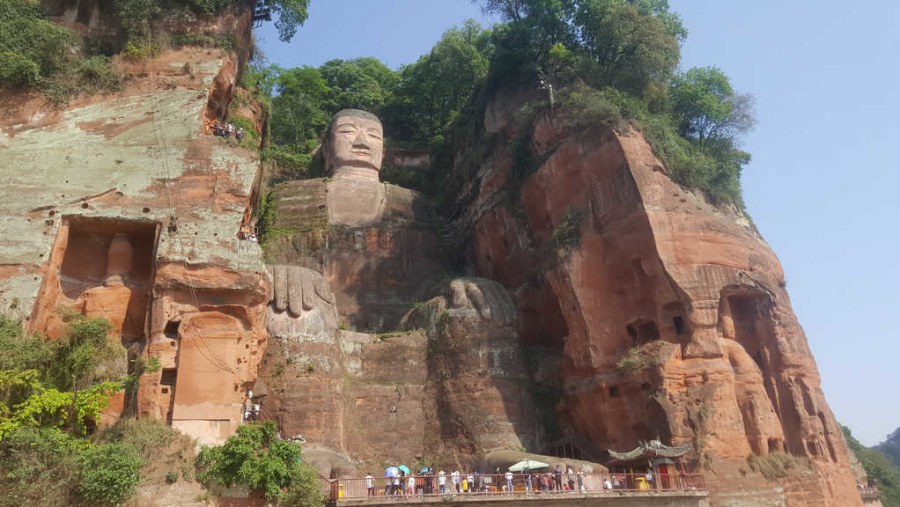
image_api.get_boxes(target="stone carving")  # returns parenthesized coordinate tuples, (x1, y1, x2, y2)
(408, 277, 536, 455)
(324, 109, 386, 227)
(261, 111, 538, 472)
(268, 264, 337, 342)
(447, 277, 517, 326)
(324, 109, 384, 178)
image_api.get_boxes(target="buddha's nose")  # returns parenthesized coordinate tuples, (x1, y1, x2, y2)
(353, 130, 370, 148)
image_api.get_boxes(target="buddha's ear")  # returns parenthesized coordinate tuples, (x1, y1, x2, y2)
(321, 131, 332, 175)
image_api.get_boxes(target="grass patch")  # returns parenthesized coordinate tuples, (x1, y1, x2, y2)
(617, 346, 652, 374)
(747, 452, 798, 480)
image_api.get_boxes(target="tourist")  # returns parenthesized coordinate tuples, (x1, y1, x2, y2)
(407, 473, 416, 496)
(603, 476, 612, 490)
(391, 474, 400, 495)
(505, 470, 514, 493)
(577, 466, 585, 491)
(465, 472, 473, 493)
(553, 465, 563, 490)
(438, 470, 446, 494)
(365, 473, 374, 497)
(525, 471, 532, 493)
(646, 470, 654, 489)
(452, 469, 461, 493)
(473, 471, 481, 492)
(567, 466, 575, 491)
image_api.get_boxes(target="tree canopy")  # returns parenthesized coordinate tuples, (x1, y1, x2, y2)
(251, 0, 754, 206)
(196, 421, 323, 502)
(843, 425, 900, 507)
(877, 427, 900, 470)
(670, 66, 755, 144)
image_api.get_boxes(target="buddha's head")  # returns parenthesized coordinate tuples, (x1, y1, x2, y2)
(324, 109, 384, 177)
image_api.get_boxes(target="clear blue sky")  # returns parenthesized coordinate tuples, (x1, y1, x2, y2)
(256, 1, 900, 447)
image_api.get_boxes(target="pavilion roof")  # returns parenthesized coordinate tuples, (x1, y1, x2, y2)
(606, 440, 693, 466)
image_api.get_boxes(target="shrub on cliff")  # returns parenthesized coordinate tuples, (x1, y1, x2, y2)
(0, 0, 123, 101)
(0, 0, 76, 86)
(0, 426, 86, 506)
(0, 52, 40, 88)
(197, 421, 320, 501)
(460, 0, 754, 208)
(616, 347, 652, 373)
(0, 426, 146, 507)
(77, 443, 144, 507)
(0, 315, 123, 439)
(746, 451, 798, 480)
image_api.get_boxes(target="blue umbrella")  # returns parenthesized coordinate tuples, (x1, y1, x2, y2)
(398, 465, 411, 475)
(385, 466, 400, 478)
(419, 467, 431, 473)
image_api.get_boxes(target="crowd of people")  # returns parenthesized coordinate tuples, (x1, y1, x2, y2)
(355, 465, 657, 498)
(205, 119, 246, 141)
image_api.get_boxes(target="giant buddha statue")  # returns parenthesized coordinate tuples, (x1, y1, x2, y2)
(260, 109, 539, 473)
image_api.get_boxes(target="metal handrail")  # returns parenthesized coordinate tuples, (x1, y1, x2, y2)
(323, 472, 707, 501)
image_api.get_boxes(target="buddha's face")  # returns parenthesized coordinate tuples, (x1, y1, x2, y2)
(327, 114, 384, 173)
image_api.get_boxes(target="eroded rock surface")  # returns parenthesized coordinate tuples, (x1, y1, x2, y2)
(0, 12, 268, 444)
(445, 99, 861, 506)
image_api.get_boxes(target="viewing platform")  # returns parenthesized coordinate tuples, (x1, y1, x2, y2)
(324, 473, 709, 507)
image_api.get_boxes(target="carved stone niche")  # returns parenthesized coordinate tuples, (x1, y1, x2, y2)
(31, 215, 158, 343)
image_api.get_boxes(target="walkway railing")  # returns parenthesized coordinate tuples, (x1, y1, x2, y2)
(325, 472, 707, 502)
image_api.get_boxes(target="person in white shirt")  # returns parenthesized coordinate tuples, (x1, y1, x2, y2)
(452, 470, 461, 493)
(438, 470, 447, 494)
(365, 474, 374, 497)
(408, 474, 416, 496)
(505, 470, 514, 493)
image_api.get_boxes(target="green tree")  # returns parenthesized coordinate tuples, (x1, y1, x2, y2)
(0, 426, 88, 506)
(843, 425, 900, 507)
(877, 427, 900, 470)
(319, 57, 398, 115)
(270, 65, 329, 147)
(259, 0, 310, 42)
(0, 0, 76, 83)
(77, 443, 143, 507)
(670, 66, 755, 145)
(384, 20, 492, 144)
(575, 0, 680, 95)
(278, 464, 326, 507)
(0, 316, 52, 372)
(49, 313, 125, 391)
(197, 421, 309, 499)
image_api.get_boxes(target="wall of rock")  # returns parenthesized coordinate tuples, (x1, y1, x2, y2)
(0, 8, 267, 444)
(443, 93, 863, 506)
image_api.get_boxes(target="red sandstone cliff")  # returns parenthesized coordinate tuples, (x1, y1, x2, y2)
(446, 96, 862, 506)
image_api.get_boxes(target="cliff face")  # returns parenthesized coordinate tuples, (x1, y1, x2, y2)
(446, 95, 861, 505)
(0, 9, 268, 445)
(0, 6, 864, 504)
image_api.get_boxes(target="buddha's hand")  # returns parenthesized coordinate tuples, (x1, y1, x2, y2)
(447, 278, 516, 327)
(270, 264, 334, 317)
